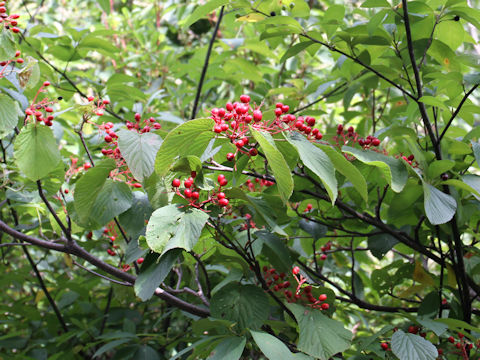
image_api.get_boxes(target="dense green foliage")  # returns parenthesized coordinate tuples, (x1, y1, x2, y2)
(0, 0, 480, 359)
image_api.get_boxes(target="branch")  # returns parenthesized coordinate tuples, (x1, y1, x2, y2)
(190, 6, 225, 119)
(438, 84, 479, 143)
(401, 0, 438, 154)
(37, 180, 71, 240)
(292, 80, 349, 114)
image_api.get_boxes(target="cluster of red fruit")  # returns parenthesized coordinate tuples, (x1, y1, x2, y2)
(262, 266, 330, 310)
(334, 124, 381, 149)
(24, 81, 56, 126)
(64, 157, 92, 183)
(318, 241, 332, 261)
(125, 112, 162, 132)
(210, 95, 324, 162)
(171, 172, 230, 209)
(445, 331, 475, 354)
(242, 178, 274, 192)
(99, 223, 144, 270)
(0, 2, 21, 34)
(400, 154, 416, 167)
(0, 49, 24, 74)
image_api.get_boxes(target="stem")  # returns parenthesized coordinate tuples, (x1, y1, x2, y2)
(190, 6, 225, 120)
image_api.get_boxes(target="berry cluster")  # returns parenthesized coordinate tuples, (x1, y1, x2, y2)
(242, 177, 274, 192)
(262, 266, 330, 310)
(334, 124, 381, 150)
(24, 82, 57, 127)
(125, 112, 162, 132)
(210, 95, 323, 162)
(64, 158, 91, 183)
(171, 172, 230, 210)
(0, 2, 21, 34)
(0, 49, 24, 76)
(400, 153, 417, 167)
(318, 241, 332, 261)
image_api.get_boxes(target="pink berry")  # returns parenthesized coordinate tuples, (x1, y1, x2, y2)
(240, 94, 250, 103)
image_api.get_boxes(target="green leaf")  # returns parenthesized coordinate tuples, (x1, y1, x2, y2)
(117, 129, 162, 182)
(89, 180, 133, 226)
(0, 27, 16, 60)
(145, 204, 209, 255)
(0, 95, 20, 134)
(319, 145, 368, 202)
(93, 339, 132, 358)
(471, 140, 480, 166)
(286, 132, 337, 203)
(13, 124, 61, 182)
(134, 249, 181, 301)
(251, 128, 293, 203)
(210, 283, 269, 329)
(368, 233, 399, 259)
(423, 183, 457, 225)
(181, 0, 229, 28)
(391, 330, 438, 360)
(119, 192, 153, 238)
(133, 345, 160, 360)
(73, 159, 116, 224)
(299, 219, 327, 240)
(361, 0, 390, 7)
(342, 146, 407, 192)
(208, 337, 246, 360)
(427, 160, 455, 180)
(280, 41, 315, 64)
(418, 291, 440, 319)
(287, 303, 352, 360)
(154, 118, 215, 177)
(435, 318, 480, 333)
(256, 231, 294, 273)
(418, 96, 449, 111)
(462, 174, 480, 200)
(259, 16, 303, 32)
(250, 331, 295, 360)
(416, 318, 448, 337)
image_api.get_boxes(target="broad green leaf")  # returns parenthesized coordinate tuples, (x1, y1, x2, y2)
(181, 0, 229, 28)
(14, 124, 61, 181)
(17, 57, 40, 89)
(117, 129, 162, 182)
(320, 144, 368, 202)
(427, 160, 454, 180)
(0, 94, 20, 133)
(418, 292, 440, 318)
(155, 118, 215, 176)
(423, 183, 457, 225)
(210, 283, 269, 329)
(342, 146, 407, 192)
(256, 231, 293, 273)
(391, 330, 437, 360)
(251, 128, 293, 203)
(462, 174, 480, 200)
(435, 20, 465, 50)
(89, 180, 133, 226)
(73, 159, 116, 224)
(443, 178, 480, 199)
(299, 219, 327, 240)
(259, 16, 303, 32)
(361, 0, 390, 7)
(287, 303, 352, 360)
(471, 140, 480, 166)
(368, 233, 399, 259)
(0, 27, 16, 60)
(119, 192, 153, 238)
(133, 345, 160, 360)
(208, 337, 246, 360)
(145, 204, 209, 255)
(134, 249, 181, 301)
(435, 318, 480, 333)
(286, 132, 337, 203)
(280, 41, 315, 64)
(92, 339, 132, 358)
(418, 96, 449, 111)
(250, 331, 295, 360)
(416, 318, 448, 337)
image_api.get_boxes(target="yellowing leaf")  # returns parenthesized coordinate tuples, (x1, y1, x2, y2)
(64, 254, 73, 268)
(413, 260, 435, 287)
(236, 13, 266, 22)
(446, 263, 457, 288)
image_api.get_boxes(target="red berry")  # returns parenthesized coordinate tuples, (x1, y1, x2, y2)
(87, 96, 95, 102)
(109, 235, 116, 242)
(274, 108, 282, 116)
(83, 163, 91, 170)
(184, 179, 193, 188)
(249, 148, 258, 156)
(184, 189, 192, 198)
(281, 105, 289, 113)
(458, 332, 464, 338)
(408, 326, 418, 334)
(306, 117, 315, 126)
(12, 27, 21, 33)
(104, 135, 112, 143)
(420, 332, 426, 338)
(133, 183, 142, 188)
(318, 294, 327, 301)
(321, 303, 329, 310)
(64, 189, 69, 194)
(134, 113, 141, 121)
(191, 191, 200, 200)
(381, 343, 389, 350)
(214, 125, 222, 133)
(236, 140, 244, 148)
(219, 198, 229, 207)
(16, 58, 24, 63)
(320, 254, 327, 260)
(455, 343, 461, 349)
(239, 94, 250, 103)
(408, 154, 415, 161)
(282, 281, 290, 288)
(217, 108, 226, 117)
(137, 257, 144, 264)
(226, 152, 235, 161)
(0, 7, 5, 13)
(448, 336, 455, 343)
(11, 14, 21, 19)
(337, 124, 344, 134)
(372, 138, 381, 146)
(292, 266, 300, 275)
(226, 102, 234, 111)
(217, 192, 226, 200)
(253, 110, 262, 122)
(275, 102, 283, 108)
(172, 178, 181, 187)
(219, 178, 228, 186)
